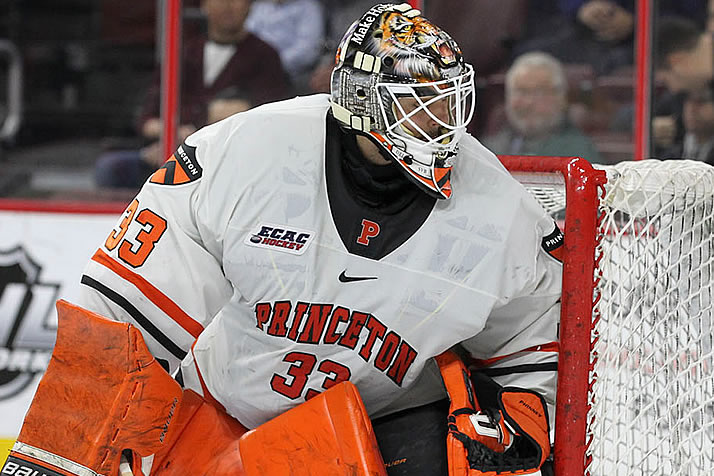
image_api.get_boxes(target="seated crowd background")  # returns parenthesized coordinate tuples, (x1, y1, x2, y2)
(2, 0, 714, 195)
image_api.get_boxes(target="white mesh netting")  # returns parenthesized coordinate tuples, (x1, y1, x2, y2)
(519, 159, 714, 476)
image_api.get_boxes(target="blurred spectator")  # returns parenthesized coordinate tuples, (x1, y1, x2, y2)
(309, 0, 383, 93)
(657, 0, 709, 29)
(94, 0, 289, 190)
(310, 0, 526, 93)
(680, 88, 714, 163)
(245, 0, 325, 93)
(572, 0, 634, 44)
(139, 0, 289, 139)
(652, 16, 714, 155)
(515, 0, 634, 76)
(426, 0, 528, 77)
(651, 90, 686, 156)
(483, 52, 601, 163)
(655, 16, 713, 95)
(205, 86, 255, 125)
(661, 87, 714, 164)
(96, 87, 256, 189)
(311, 0, 527, 93)
(516, 0, 709, 76)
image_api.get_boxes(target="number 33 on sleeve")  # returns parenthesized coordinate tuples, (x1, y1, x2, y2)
(105, 198, 168, 268)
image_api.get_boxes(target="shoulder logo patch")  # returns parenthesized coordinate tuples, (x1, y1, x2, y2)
(245, 223, 314, 255)
(150, 143, 202, 185)
(541, 222, 564, 262)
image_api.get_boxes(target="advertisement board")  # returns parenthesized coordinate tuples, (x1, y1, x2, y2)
(0, 200, 125, 464)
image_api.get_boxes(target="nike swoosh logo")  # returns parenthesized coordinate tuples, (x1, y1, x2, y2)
(339, 270, 378, 283)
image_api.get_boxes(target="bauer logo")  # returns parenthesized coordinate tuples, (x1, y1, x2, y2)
(245, 223, 314, 255)
(2, 456, 64, 476)
(0, 247, 59, 400)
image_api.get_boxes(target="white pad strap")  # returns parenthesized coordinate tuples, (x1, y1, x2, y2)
(329, 102, 372, 132)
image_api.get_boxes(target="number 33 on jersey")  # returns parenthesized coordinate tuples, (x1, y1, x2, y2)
(105, 198, 167, 268)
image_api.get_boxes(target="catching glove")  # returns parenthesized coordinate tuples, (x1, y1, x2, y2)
(436, 351, 550, 476)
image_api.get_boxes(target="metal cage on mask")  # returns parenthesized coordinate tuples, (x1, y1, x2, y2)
(331, 64, 475, 199)
(380, 67, 476, 149)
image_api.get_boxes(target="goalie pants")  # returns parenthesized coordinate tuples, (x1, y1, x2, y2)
(372, 398, 450, 476)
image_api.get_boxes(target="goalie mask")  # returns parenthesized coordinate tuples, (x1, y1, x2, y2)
(330, 3, 476, 199)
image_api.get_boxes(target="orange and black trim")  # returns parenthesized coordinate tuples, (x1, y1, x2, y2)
(80, 274, 187, 360)
(89, 249, 204, 337)
(81, 248, 205, 359)
(467, 341, 559, 377)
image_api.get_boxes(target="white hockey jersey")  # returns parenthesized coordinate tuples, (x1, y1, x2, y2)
(77, 94, 562, 429)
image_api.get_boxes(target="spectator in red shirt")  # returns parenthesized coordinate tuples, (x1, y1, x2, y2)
(96, 0, 290, 189)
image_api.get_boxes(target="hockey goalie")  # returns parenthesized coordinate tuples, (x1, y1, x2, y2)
(4, 301, 552, 476)
(4, 3, 560, 475)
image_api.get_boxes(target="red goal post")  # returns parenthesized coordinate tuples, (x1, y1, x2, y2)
(502, 155, 714, 476)
(500, 155, 606, 476)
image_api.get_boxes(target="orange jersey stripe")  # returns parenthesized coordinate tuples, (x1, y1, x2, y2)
(468, 341, 560, 369)
(91, 248, 204, 338)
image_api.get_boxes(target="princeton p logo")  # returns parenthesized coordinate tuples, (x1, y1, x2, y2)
(357, 219, 380, 246)
(150, 143, 203, 186)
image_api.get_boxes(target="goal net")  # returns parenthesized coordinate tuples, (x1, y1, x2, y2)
(502, 156, 714, 476)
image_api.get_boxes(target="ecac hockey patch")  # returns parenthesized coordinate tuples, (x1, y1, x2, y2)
(541, 223, 564, 262)
(150, 142, 202, 185)
(245, 223, 314, 255)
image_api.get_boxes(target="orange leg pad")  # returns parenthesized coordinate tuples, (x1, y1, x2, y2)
(150, 389, 249, 475)
(153, 382, 386, 476)
(5, 300, 183, 476)
(239, 381, 387, 476)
